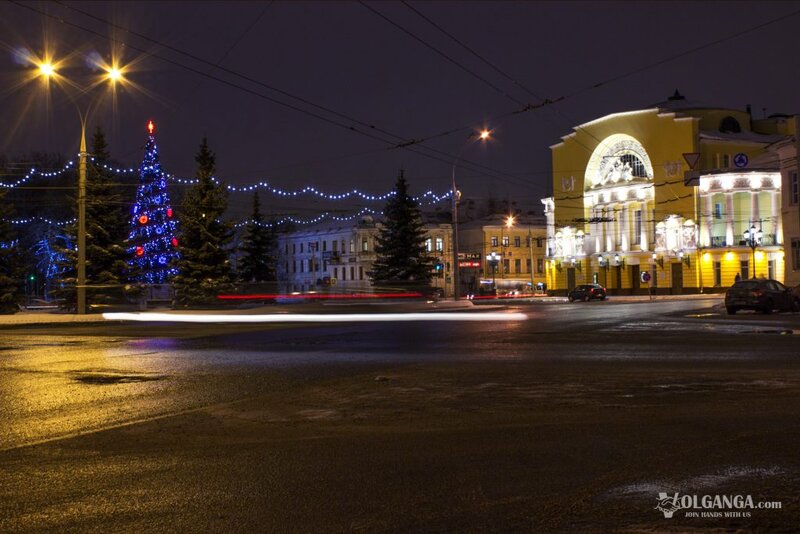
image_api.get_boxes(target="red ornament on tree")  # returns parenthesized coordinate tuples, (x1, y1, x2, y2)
(171, 237, 179, 247)
(139, 214, 149, 225)
(166, 208, 173, 218)
(136, 246, 144, 256)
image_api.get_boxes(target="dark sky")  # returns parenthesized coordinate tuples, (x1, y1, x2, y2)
(2, 1, 799, 220)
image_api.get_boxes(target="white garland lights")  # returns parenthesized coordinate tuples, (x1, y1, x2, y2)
(0, 160, 76, 188)
(2, 158, 453, 227)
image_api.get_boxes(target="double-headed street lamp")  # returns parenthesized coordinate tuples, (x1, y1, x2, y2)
(31, 53, 129, 314)
(452, 129, 491, 300)
(743, 224, 763, 279)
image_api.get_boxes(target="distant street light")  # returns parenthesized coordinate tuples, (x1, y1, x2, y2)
(743, 224, 763, 278)
(451, 129, 492, 300)
(30, 51, 130, 314)
(486, 251, 501, 292)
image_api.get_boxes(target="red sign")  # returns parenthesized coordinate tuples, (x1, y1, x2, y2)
(459, 261, 481, 268)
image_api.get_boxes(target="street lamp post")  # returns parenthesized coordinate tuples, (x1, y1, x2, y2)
(451, 129, 491, 300)
(486, 251, 501, 293)
(744, 224, 763, 278)
(32, 56, 128, 314)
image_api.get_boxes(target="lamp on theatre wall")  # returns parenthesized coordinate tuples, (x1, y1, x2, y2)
(652, 253, 663, 268)
(598, 255, 607, 268)
(678, 250, 690, 267)
(614, 253, 625, 269)
(569, 256, 581, 272)
(555, 259, 563, 272)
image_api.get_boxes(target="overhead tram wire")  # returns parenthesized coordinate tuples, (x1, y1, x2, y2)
(11, 3, 517, 190)
(358, 2, 526, 107)
(44, 1, 531, 188)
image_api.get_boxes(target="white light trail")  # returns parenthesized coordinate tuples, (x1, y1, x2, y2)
(103, 312, 527, 323)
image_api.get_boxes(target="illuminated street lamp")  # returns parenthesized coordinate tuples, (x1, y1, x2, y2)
(743, 224, 763, 278)
(451, 129, 491, 300)
(32, 54, 129, 314)
(486, 251, 501, 292)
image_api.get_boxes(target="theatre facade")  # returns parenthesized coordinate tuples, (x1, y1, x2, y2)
(542, 92, 796, 294)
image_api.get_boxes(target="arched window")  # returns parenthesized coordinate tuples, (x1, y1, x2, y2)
(719, 116, 741, 134)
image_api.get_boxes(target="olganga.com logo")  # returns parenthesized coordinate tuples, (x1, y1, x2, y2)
(655, 492, 782, 519)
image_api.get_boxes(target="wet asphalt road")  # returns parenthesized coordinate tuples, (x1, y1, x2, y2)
(1, 298, 800, 531)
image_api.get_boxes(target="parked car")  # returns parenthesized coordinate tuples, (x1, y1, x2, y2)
(724, 279, 799, 314)
(567, 284, 606, 302)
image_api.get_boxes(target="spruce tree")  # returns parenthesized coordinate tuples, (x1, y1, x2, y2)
(55, 127, 132, 309)
(370, 170, 434, 287)
(238, 191, 277, 282)
(0, 189, 23, 313)
(172, 138, 234, 306)
(85, 127, 131, 303)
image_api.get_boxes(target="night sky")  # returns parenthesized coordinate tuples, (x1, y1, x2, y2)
(2, 1, 799, 220)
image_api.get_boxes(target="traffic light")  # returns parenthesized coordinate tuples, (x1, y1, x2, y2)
(28, 274, 36, 281)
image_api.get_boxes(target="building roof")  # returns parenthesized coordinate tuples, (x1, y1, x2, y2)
(699, 130, 788, 144)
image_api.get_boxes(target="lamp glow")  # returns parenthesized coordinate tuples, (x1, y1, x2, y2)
(38, 62, 55, 77)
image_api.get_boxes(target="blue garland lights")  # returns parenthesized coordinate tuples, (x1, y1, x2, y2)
(127, 121, 180, 284)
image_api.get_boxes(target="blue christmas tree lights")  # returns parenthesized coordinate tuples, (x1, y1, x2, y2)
(128, 121, 179, 284)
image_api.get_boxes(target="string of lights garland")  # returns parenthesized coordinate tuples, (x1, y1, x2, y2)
(9, 216, 77, 226)
(1, 155, 451, 201)
(0, 160, 76, 188)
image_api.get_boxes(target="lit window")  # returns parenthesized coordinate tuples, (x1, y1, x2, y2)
(362, 238, 368, 252)
(425, 238, 432, 252)
(714, 203, 722, 220)
(491, 236, 498, 247)
(502, 236, 509, 247)
(435, 237, 443, 252)
(349, 240, 354, 253)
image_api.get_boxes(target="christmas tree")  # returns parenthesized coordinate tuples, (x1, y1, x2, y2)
(370, 170, 434, 286)
(128, 121, 179, 284)
(238, 191, 277, 282)
(172, 138, 234, 307)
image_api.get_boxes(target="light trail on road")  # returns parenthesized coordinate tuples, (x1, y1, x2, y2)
(103, 311, 529, 323)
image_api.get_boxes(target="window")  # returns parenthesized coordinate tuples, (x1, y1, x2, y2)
(359, 266, 364, 280)
(793, 239, 800, 270)
(526, 258, 531, 273)
(349, 240, 354, 253)
(491, 236, 498, 247)
(292, 260, 297, 273)
(714, 203, 722, 220)
(292, 243, 296, 254)
(333, 267, 338, 279)
(285, 261, 289, 273)
(526, 236, 531, 247)
(514, 259, 521, 273)
(502, 236, 509, 247)
(537, 259, 543, 273)
(740, 260, 749, 280)
(333, 240, 338, 252)
(362, 238, 368, 252)
(713, 261, 721, 287)
(341, 267, 346, 280)
(503, 259, 509, 273)
(791, 171, 799, 205)
(719, 116, 741, 133)
(350, 266, 355, 280)
(299, 260, 304, 273)
(633, 210, 642, 245)
(322, 240, 327, 252)
(722, 154, 730, 168)
(617, 210, 626, 246)
(425, 238, 432, 252)
(768, 260, 775, 280)
(323, 260, 328, 271)
(284, 243, 289, 254)
(536, 238, 543, 248)
(341, 240, 346, 253)
(435, 237, 443, 252)
(514, 236, 521, 247)
(300, 243, 304, 253)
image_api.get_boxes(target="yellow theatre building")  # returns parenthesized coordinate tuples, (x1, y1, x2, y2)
(542, 91, 796, 295)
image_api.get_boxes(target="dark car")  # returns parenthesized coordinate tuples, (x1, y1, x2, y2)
(568, 284, 606, 302)
(724, 279, 799, 314)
